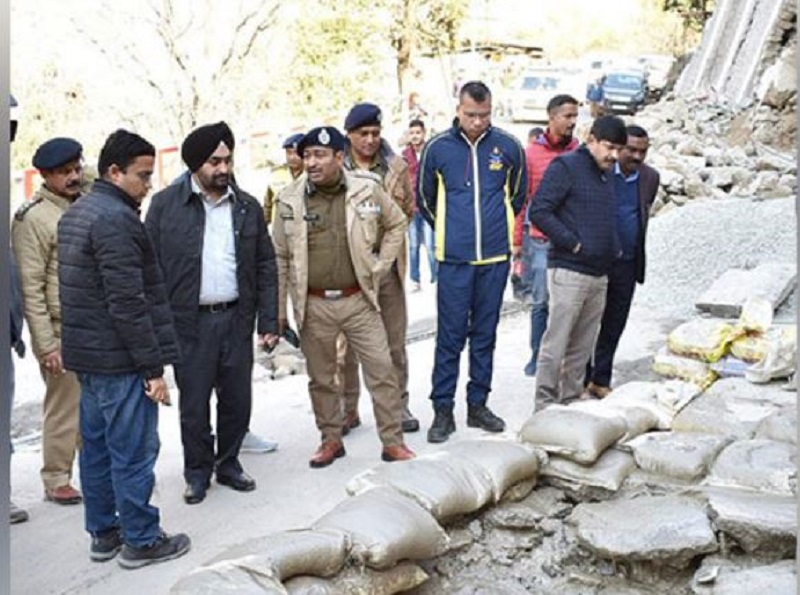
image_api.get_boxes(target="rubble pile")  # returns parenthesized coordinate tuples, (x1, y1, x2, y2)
(632, 96, 796, 214)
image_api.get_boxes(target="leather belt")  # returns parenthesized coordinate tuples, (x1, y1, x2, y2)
(198, 299, 239, 313)
(307, 286, 361, 300)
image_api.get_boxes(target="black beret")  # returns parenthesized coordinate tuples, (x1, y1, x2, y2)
(297, 126, 346, 156)
(32, 137, 82, 170)
(344, 103, 382, 131)
(282, 133, 305, 149)
(181, 121, 235, 172)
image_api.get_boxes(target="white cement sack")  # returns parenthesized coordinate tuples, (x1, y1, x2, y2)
(704, 439, 796, 495)
(519, 407, 626, 464)
(171, 557, 287, 594)
(284, 562, 428, 595)
(603, 381, 698, 430)
(541, 449, 636, 493)
(755, 405, 797, 444)
(667, 318, 739, 362)
(736, 296, 773, 333)
(207, 529, 349, 581)
(626, 431, 731, 480)
(745, 325, 796, 383)
(568, 400, 659, 443)
(313, 487, 449, 570)
(345, 451, 494, 521)
(441, 438, 540, 503)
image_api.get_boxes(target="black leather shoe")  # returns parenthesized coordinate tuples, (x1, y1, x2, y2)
(182, 481, 208, 505)
(401, 405, 420, 433)
(467, 404, 506, 433)
(216, 471, 256, 492)
(427, 406, 456, 443)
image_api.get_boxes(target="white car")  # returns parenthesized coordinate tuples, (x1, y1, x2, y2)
(507, 71, 563, 123)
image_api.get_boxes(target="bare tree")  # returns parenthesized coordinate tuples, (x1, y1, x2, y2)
(72, 0, 279, 143)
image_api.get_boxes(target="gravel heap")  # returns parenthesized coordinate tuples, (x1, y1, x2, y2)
(634, 196, 796, 322)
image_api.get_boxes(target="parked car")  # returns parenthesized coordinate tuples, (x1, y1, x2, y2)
(507, 70, 562, 122)
(601, 71, 648, 115)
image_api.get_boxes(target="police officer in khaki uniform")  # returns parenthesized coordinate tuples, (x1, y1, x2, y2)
(339, 103, 419, 434)
(272, 126, 415, 467)
(12, 138, 84, 505)
(262, 133, 305, 226)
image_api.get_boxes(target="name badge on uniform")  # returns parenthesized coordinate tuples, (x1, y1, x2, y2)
(488, 146, 504, 171)
(356, 201, 381, 217)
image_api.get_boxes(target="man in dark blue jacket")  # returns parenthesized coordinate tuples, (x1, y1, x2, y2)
(418, 81, 527, 443)
(145, 122, 279, 505)
(58, 129, 190, 568)
(529, 115, 627, 408)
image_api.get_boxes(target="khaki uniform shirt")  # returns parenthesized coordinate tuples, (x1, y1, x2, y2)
(272, 170, 406, 330)
(306, 182, 358, 290)
(11, 185, 74, 358)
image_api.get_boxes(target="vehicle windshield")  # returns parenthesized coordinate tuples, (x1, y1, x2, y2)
(520, 76, 560, 91)
(604, 74, 643, 90)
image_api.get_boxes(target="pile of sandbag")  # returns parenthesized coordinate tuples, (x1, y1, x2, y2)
(653, 296, 796, 388)
(171, 439, 541, 594)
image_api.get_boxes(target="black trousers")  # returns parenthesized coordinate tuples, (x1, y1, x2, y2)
(174, 308, 253, 484)
(586, 259, 638, 388)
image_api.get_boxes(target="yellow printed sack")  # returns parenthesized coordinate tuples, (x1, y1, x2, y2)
(667, 319, 741, 363)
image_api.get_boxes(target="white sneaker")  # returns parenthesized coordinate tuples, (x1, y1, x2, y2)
(240, 432, 278, 454)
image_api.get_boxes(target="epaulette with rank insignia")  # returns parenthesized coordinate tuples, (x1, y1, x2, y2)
(14, 197, 44, 221)
(350, 170, 383, 186)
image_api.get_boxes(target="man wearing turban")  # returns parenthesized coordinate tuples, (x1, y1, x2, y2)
(145, 122, 280, 505)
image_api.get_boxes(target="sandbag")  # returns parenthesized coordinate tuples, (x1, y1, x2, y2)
(602, 381, 699, 430)
(440, 438, 540, 503)
(171, 557, 287, 594)
(313, 487, 449, 570)
(667, 318, 740, 363)
(207, 529, 349, 581)
(755, 405, 797, 445)
(540, 448, 636, 493)
(704, 439, 796, 496)
(284, 563, 428, 595)
(519, 406, 626, 464)
(730, 325, 796, 363)
(345, 451, 494, 521)
(652, 347, 718, 388)
(736, 296, 773, 333)
(745, 325, 796, 383)
(625, 431, 731, 480)
(568, 400, 659, 442)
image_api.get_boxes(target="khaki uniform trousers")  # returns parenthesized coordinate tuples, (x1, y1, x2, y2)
(302, 291, 403, 446)
(534, 268, 608, 406)
(40, 366, 81, 490)
(340, 269, 408, 416)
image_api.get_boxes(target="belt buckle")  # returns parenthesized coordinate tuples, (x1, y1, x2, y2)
(324, 289, 343, 300)
(209, 302, 224, 313)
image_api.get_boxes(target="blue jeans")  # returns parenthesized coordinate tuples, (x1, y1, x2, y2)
(78, 372, 161, 547)
(523, 235, 550, 372)
(408, 212, 437, 283)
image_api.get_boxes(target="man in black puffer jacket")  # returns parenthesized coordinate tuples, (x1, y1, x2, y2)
(58, 129, 190, 569)
(529, 115, 627, 409)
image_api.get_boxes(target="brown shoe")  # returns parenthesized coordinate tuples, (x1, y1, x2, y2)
(45, 484, 83, 505)
(381, 443, 416, 463)
(309, 442, 346, 468)
(586, 382, 612, 399)
(341, 412, 361, 437)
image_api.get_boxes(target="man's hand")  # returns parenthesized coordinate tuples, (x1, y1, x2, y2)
(259, 333, 280, 350)
(512, 245, 522, 258)
(41, 349, 64, 376)
(144, 377, 171, 406)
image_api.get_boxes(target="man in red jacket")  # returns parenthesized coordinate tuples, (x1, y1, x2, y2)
(402, 119, 437, 292)
(512, 94, 579, 377)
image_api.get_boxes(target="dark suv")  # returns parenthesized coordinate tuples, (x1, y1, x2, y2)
(602, 71, 648, 115)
